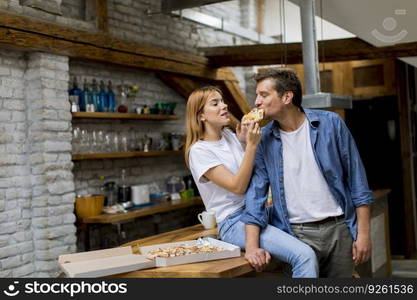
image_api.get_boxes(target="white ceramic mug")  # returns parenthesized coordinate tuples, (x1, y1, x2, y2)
(197, 211, 216, 229)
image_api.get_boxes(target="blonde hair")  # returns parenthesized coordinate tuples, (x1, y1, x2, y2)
(184, 86, 222, 168)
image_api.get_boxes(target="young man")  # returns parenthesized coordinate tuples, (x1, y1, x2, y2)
(240, 69, 373, 277)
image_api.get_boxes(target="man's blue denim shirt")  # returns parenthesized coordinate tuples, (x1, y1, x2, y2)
(240, 109, 374, 240)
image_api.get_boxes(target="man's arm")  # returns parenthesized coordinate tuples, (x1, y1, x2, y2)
(336, 115, 373, 264)
(240, 142, 271, 271)
(353, 205, 372, 265)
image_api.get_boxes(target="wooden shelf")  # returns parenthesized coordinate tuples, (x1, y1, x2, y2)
(79, 197, 203, 224)
(72, 112, 179, 120)
(72, 150, 183, 161)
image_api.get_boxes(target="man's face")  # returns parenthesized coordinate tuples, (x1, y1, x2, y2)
(255, 78, 285, 120)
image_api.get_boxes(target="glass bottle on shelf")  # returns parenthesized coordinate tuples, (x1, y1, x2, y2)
(107, 81, 116, 112)
(99, 80, 108, 112)
(91, 79, 102, 112)
(69, 77, 83, 112)
(84, 80, 95, 112)
(80, 78, 88, 112)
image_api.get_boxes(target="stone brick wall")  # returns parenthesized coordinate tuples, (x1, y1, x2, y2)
(0, 0, 95, 30)
(26, 53, 76, 277)
(0, 50, 32, 278)
(0, 51, 75, 277)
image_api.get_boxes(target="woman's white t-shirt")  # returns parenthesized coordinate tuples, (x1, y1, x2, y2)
(189, 129, 245, 223)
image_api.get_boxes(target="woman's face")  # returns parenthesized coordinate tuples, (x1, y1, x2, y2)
(200, 91, 229, 127)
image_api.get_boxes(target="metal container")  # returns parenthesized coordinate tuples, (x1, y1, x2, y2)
(75, 195, 104, 218)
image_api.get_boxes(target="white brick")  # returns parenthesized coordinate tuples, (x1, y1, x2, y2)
(43, 121, 70, 131)
(44, 141, 71, 152)
(0, 222, 16, 235)
(12, 263, 35, 277)
(11, 68, 24, 78)
(33, 225, 76, 239)
(2, 99, 25, 111)
(0, 66, 10, 75)
(1, 256, 22, 269)
(0, 244, 19, 259)
(10, 231, 27, 243)
(11, 111, 26, 122)
(35, 260, 58, 271)
(22, 253, 34, 264)
(47, 181, 74, 195)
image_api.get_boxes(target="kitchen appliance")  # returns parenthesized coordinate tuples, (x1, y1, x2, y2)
(118, 169, 133, 209)
(131, 184, 150, 206)
(118, 186, 132, 209)
(103, 181, 117, 207)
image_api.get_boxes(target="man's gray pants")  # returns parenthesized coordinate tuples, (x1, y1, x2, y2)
(289, 218, 354, 278)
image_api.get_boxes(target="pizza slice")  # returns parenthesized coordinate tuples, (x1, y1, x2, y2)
(242, 108, 264, 123)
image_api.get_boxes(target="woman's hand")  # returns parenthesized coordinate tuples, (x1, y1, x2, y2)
(236, 122, 249, 144)
(246, 121, 261, 148)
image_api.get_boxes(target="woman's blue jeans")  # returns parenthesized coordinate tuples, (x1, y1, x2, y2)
(218, 208, 319, 278)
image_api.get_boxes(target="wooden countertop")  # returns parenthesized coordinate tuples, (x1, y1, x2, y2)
(108, 224, 253, 278)
(79, 197, 203, 224)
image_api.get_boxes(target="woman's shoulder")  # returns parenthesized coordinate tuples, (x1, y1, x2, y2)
(190, 140, 205, 153)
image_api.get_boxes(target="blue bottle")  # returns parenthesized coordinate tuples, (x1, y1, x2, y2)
(91, 79, 102, 112)
(69, 77, 83, 111)
(99, 80, 109, 112)
(83, 80, 94, 112)
(81, 79, 92, 112)
(107, 81, 116, 112)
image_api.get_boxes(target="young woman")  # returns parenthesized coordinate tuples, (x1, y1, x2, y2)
(185, 86, 318, 277)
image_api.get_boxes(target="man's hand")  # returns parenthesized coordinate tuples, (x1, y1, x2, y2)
(352, 233, 372, 265)
(244, 247, 271, 272)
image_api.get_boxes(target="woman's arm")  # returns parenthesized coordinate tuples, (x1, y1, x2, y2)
(204, 122, 261, 195)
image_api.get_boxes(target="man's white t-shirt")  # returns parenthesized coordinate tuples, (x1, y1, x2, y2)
(189, 129, 245, 223)
(280, 118, 343, 223)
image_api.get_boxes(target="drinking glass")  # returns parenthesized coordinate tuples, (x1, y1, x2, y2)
(72, 127, 81, 154)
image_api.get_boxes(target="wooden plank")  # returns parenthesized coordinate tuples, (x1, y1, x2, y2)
(72, 150, 183, 161)
(80, 197, 203, 224)
(72, 112, 179, 120)
(0, 11, 208, 67)
(0, 11, 248, 116)
(0, 12, 238, 81)
(396, 61, 417, 257)
(202, 37, 417, 66)
(158, 72, 248, 122)
(95, 0, 108, 32)
(157, 72, 204, 99)
(0, 27, 233, 80)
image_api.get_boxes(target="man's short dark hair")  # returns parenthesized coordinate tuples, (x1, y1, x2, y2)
(254, 69, 303, 109)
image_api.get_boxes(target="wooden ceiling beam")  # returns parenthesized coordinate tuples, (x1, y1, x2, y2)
(0, 11, 208, 66)
(0, 12, 235, 80)
(158, 71, 250, 121)
(202, 37, 417, 66)
(0, 10, 250, 116)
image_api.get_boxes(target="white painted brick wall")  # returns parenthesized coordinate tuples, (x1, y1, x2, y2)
(0, 50, 76, 277)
